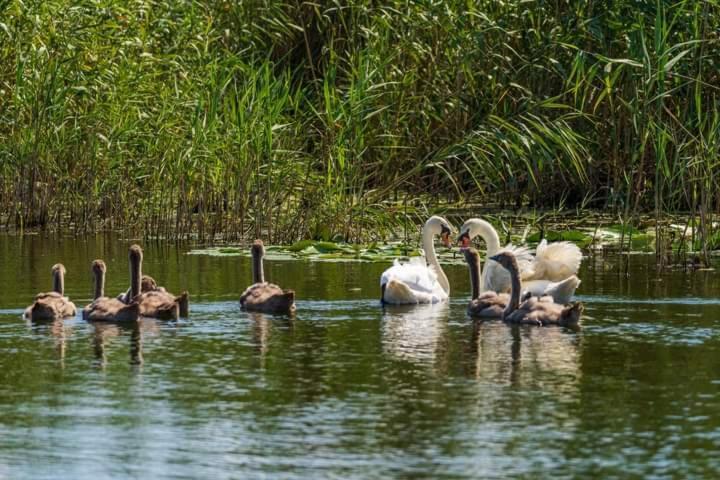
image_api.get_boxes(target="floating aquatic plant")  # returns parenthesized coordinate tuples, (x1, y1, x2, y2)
(188, 241, 467, 264)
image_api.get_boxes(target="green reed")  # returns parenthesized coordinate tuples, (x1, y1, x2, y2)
(0, 0, 719, 249)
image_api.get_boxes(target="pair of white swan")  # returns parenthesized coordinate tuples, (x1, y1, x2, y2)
(380, 217, 582, 305)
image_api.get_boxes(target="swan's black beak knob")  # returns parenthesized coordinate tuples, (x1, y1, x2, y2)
(440, 225, 452, 248)
(441, 232, 451, 248)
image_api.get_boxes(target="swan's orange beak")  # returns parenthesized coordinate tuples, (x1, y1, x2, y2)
(440, 231, 452, 248)
(458, 231, 471, 249)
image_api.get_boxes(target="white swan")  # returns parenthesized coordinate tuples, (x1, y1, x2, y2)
(458, 218, 582, 304)
(380, 216, 453, 304)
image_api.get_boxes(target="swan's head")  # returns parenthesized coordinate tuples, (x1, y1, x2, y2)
(425, 216, 453, 248)
(251, 239, 265, 258)
(457, 218, 499, 249)
(488, 251, 518, 273)
(51, 264, 66, 275)
(129, 244, 143, 263)
(92, 260, 107, 274)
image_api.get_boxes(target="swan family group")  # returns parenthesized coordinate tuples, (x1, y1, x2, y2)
(24, 216, 584, 327)
(380, 216, 584, 327)
(25, 245, 190, 322)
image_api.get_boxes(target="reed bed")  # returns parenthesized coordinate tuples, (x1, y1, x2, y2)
(1, 0, 719, 249)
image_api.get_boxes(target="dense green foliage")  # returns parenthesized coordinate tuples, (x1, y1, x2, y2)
(1, 0, 719, 242)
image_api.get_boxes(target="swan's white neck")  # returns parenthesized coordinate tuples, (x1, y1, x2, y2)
(470, 219, 501, 255)
(422, 223, 450, 295)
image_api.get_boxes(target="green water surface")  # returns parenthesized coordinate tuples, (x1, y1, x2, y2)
(1, 234, 720, 479)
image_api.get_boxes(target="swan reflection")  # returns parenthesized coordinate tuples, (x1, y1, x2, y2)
(247, 312, 294, 367)
(27, 318, 74, 366)
(92, 320, 155, 368)
(470, 320, 582, 390)
(381, 303, 450, 369)
(249, 312, 271, 362)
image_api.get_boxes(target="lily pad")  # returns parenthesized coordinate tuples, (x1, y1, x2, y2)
(606, 224, 642, 235)
(526, 230, 592, 246)
(187, 240, 467, 264)
(287, 240, 316, 252)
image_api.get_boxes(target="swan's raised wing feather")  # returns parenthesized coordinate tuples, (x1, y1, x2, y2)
(522, 239, 583, 282)
(481, 244, 533, 293)
(536, 240, 582, 271)
(507, 244, 534, 271)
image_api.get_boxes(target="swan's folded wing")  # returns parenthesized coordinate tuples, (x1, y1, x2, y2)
(518, 280, 552, 299)
(398, 264, 438, 293)
(541, 275, 580, 304)
(384, 279, 425, 304)
(380, 257, 438, 294)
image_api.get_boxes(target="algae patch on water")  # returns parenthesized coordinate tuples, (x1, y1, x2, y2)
(187, 241, 469, 264)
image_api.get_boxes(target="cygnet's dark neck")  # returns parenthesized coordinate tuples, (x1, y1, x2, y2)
(464, 250, 481, 300)
(53, 268, 64, 295)
(130, 254, 142, 299)
(502, 257, 522, 318)
(94, 268, 105, 299)
(252, 248, 265, 284)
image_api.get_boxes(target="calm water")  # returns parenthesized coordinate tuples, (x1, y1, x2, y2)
(2, 234, 720, 479)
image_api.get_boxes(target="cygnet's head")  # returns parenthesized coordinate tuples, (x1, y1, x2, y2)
(92, 260, 107, 275)
(251, 239, 265, 258)
(51, 264, 67, 275)
(488, 251, 518, 272)
(129, 244, 143, 263)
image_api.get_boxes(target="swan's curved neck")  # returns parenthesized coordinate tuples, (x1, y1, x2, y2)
(252, 250, 264, 284)
(53, 269, 64, 295)
(131, 257, 141, 299)
(94, 270, 105, 300)
(471, 219, 501, 255)
(423, 225, 449, 294)
(503, 259, 521, 318)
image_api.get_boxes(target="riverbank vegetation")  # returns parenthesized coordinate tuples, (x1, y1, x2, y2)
(1, 1, 719, 253)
